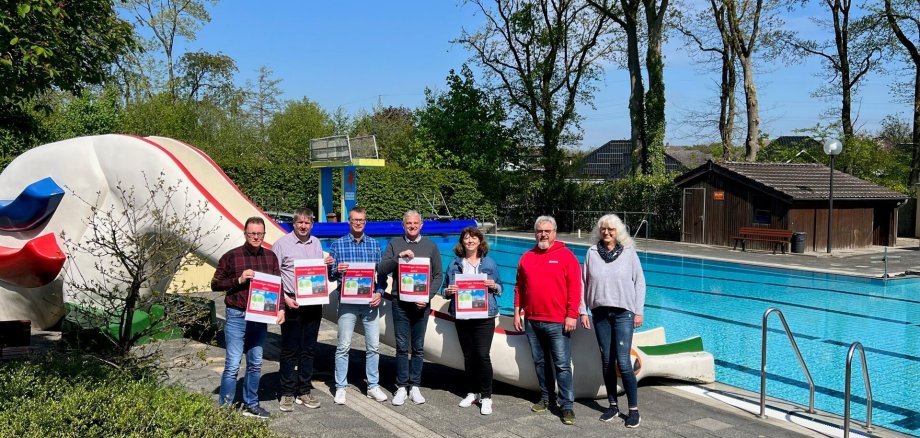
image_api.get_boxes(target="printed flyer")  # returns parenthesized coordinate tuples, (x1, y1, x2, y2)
(341, 262, 376, 304)
(454, 273, 488, 319)
(246, 272, 282, 324)
(398, 257, 430, 303)
(294, 259, 329, 305)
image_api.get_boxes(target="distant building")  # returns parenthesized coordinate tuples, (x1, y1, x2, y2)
(576, 139, 711, 180)
(674, 160, 908, 251)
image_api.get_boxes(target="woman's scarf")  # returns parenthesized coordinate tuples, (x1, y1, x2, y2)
(597, 242, 623, 263)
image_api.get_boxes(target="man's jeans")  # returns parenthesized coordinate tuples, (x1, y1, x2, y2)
(279, 304, 322, 396)
(335, 302, 381, 389)
(219, 307, 267, 407)
(392, 300, 430, 388)
(525, 319, 574, 410)
(592, 306, 639, 407)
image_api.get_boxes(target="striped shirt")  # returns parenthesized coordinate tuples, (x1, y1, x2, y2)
(211, 244, 281, 311)
(328, 232, 383, 290)
(272, 232, 325, 296)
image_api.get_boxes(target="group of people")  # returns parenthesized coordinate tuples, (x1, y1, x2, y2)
(212, 208, 646, 429)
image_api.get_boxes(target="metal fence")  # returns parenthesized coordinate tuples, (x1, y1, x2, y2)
(555, 210, 657, 237)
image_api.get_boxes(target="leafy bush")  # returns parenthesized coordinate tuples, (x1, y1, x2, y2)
(0, 354, 277, 438)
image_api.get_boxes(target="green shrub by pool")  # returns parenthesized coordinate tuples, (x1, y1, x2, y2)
(0, 353, 278, 437)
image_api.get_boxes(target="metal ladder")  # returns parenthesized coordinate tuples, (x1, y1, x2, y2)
(760, 308, 875, 437)
(759, 308, 816, 417)
(843, 342, 874, 437)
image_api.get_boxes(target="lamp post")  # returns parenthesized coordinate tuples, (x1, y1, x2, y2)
(823, 139, 843, 253)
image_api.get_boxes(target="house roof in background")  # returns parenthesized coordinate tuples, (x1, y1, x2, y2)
(674, 161, 907, 202)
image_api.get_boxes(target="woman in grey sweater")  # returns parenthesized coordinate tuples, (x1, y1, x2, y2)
(578, 214, 646, 428)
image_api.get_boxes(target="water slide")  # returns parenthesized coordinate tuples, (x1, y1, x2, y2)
(0, 135, 714, 397)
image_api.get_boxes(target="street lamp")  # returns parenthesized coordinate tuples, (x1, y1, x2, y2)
(823, 138, 843, 253)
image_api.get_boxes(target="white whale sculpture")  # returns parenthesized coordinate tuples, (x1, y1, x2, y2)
(0, 134, 714, 398)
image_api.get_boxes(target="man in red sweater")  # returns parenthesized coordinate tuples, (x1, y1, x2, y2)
(513, 215, 582, 426)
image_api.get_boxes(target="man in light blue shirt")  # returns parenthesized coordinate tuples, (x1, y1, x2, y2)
(327, 207, 387, 405)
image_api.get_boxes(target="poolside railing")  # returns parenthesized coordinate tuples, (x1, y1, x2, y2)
(843, 342, 874, 437)
(760, 307, 816, 417)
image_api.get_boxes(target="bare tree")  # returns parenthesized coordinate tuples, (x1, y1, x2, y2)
(725, 0, 767, 161)
(676, 0, 738, 160)
(787, 0, 888, 139)
(62, 174, 228, 363)
(458, 0, 616, 204)
(883, 0, 920, 186)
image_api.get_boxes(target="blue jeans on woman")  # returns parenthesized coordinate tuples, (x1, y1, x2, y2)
(592, 306, 638, 408)
(219, 307, 267, 408)
(524, 319, 574, 410)
(392, 300, 430, 388)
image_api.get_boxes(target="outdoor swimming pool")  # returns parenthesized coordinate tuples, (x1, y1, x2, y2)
(424, 234, 920, 436)
(325, 233, 918, 433)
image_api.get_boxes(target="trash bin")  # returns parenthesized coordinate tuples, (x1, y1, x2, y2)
(791, 232, 806, 253)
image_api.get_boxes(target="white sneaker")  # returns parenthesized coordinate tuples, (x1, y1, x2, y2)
(392, 387, 407, 406)
(480, 398, 493, 415)
(459, 393, 478, 408)
(366, 386, 387, 402)
(333, 388, 346, 405)
(409, 386, 426, 404)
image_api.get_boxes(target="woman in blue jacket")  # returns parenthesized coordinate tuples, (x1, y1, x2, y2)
(443, 226, 502, 415)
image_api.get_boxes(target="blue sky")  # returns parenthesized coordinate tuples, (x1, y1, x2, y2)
(167, 1, 911, 150)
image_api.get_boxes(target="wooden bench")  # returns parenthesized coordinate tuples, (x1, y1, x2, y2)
(732, 227, 794, 254)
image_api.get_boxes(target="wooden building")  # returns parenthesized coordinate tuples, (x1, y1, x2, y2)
(674, 161, 908, 251)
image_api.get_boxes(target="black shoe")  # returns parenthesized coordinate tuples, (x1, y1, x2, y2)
(562, 409, 576, 425)
(625, 409, 640, 428)
(531, 399, 548, 413)
(242, 404, 270, 419)
(599, 404, 619, 422)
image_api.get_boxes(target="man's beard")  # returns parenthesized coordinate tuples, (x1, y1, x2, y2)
(537, 240, 550, 250)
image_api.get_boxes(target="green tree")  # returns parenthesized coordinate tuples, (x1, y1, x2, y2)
(0, 0, 135, 153)
(176, 51, 238, 105)
(119, 92, 201, 141)
(589, 0, 668, 175)
(244, 65, 283, 143)
(266, 98, 335, 165)
(121, 0, 217, 97)
(458, 0, 616, 207)
(415, 65, 517, 200)
(351, 105, 417, 167)
(40, 87, 124, 142)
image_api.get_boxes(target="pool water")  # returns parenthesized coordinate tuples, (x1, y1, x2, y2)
(423, 235, 920, 436)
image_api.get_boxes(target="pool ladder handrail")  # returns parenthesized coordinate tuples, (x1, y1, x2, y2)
(632, 219, 648, 239)
(843, 342, 873, 437)
(759, 307, 816, 417)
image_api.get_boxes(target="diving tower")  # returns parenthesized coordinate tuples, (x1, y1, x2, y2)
(310, 135, 385, 222)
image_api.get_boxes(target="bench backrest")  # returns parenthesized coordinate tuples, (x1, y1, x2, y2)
(738, 227, 793, 238)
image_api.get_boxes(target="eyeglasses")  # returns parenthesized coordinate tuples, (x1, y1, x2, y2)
(350, 218, 367, 224)
(535, 229, 554, 235)
(599, 227, 617, 234)
(246, 232, 266, 237)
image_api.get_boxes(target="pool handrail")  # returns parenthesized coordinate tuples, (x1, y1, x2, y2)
(760, 307, 816, 417)
(843, 341, 874, 437)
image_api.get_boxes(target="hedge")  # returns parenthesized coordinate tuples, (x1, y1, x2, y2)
(215, 160, 497, 221)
